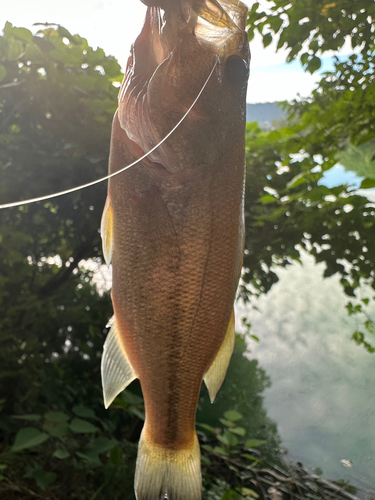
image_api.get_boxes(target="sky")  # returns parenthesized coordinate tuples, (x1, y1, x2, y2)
(0, 0, 341, 103)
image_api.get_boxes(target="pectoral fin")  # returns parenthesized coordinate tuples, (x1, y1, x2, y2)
(204, 310, 235, 403)
(101, 317, 137, 409)
(101, 195, 113, 266)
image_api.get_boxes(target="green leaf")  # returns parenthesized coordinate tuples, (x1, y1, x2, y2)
(307, 55, 322, 73)
(219, 418, 235, 428)
(0, 465, 8, 470)
(7, 39, 24, 60)
(128, 405, 145, 420)
(11, 427, 49, 452)
(222, 489, 243, 500)
(196, 422, 217, 434)
(69, 418, 99, 434)
(0, 65, 7, 83)
(268, 15, 283, 33)
(212, 446, 228, 455)
(229, 426, 246, 437)
(6, 25, 33, 43)
(12, 414, 41, 421)
(218, 431, 238, 447)
(287, 172, 306, 189)
(43, 420, 70, 438)
(200, 455, 211, 466)
(33, 35, 55, 52)
(300, 52, 309, 66)
(359, 178, 375, 189)
(242, 488, 260, 499)
(76, 437, 117, 464)
(121, 391, 143, 405)
(72, 404, 95, 419)
(201, 444, 213, 452)
(245, 439, 266, 448)
(101, 56, 122, 79)
(352, 330, 364, 345)
(263, 33, 272, 48)
(110, 446, 122, 465)
(223, 410, 242, 422)
(241, 453, 261, 461)
(259, 194, 277, 205)
(53, 448, 70, 459)
(0, 37, 8, 58)
(44, 411, 69, 423)
(33, 469, 57, 490)
(364, 320, 374, 334)
(3, 21, 13, 37)
(87, 437, 117, 454)
(57, 26, 79, 45)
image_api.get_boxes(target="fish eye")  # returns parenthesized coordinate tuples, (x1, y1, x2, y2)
(225, 55, 249, 89)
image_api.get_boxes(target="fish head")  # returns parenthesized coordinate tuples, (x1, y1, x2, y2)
(118, 0, 250, 179)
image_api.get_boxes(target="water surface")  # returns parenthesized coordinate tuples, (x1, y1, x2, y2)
(237, 252, 375, 488)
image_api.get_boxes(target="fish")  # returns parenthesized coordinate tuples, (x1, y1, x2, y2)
(100, 1, 250, 499)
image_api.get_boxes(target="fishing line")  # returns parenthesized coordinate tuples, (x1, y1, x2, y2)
(0, 60, 218, 210)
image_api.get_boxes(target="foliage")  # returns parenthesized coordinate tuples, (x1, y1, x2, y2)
(0, 22, 134, 499)
(243, 121, 375, 351)
(337, 141, 375, 180)
(247, 0, 375, 71)
(199, 407, 362, 500)
(1, 3, 375, 496)
(0, 20, 119, 419)
(198, 335, 279, 465)
(0, 335, 282, 499)
(0, 395, 141, 499)
(244, 0, 375, 351)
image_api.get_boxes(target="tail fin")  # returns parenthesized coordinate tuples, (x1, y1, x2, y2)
(134, 429, 201, 500)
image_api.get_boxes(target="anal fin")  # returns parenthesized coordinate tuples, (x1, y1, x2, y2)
(101, 317, 137, 409)
(101, 195, 113, 266)
(204, 310, 235, 403)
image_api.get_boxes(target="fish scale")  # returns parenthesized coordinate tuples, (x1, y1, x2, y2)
(100, 1, 250, 498)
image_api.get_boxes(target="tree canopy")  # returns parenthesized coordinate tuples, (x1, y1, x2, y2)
(244, 0, 375, 352)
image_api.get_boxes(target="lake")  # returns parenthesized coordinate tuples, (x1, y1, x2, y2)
(237, 251, 375, 490)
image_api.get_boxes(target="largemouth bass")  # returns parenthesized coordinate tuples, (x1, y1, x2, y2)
(100, 1, 250, 498)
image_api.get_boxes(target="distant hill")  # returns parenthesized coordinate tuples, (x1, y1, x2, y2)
(246, 102, 286, 126)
